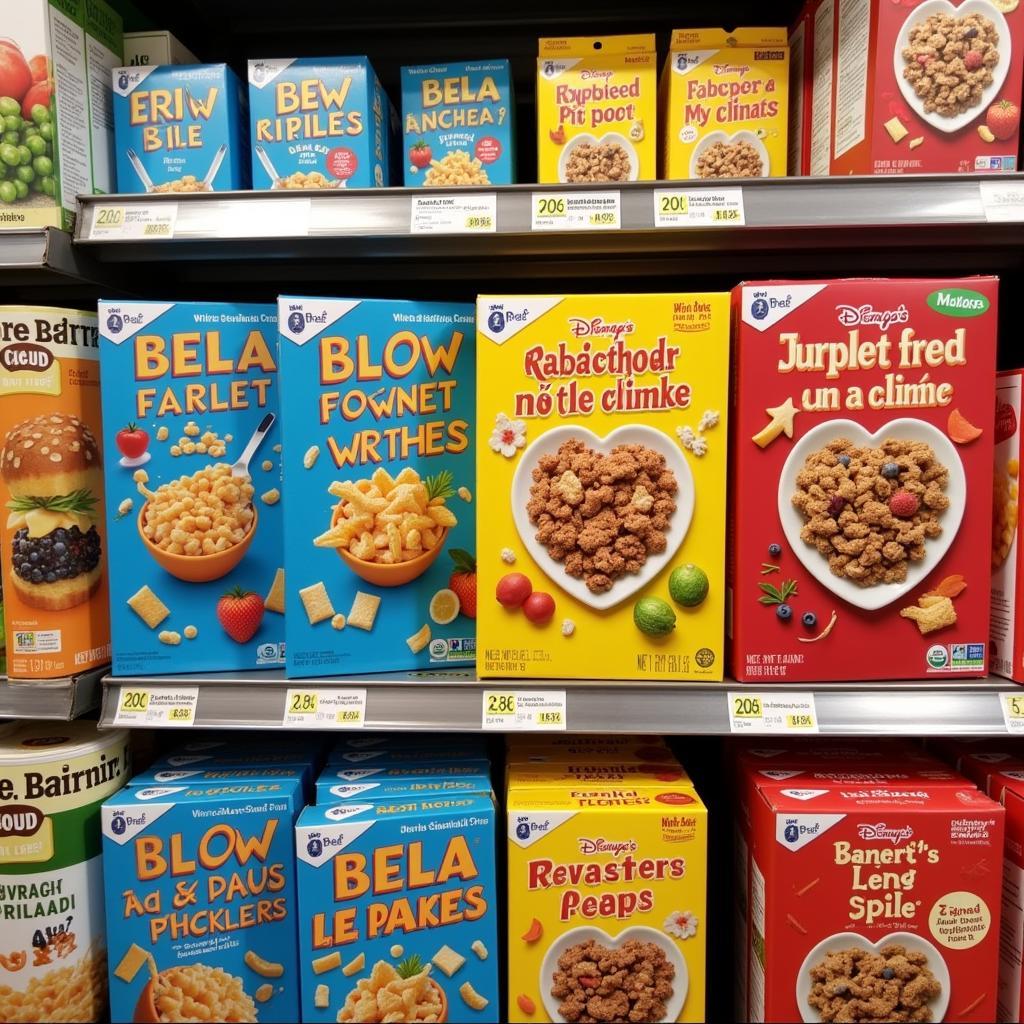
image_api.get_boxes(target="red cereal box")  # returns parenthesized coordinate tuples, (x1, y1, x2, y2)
(996, 775, 1024, 1022)
(730, 279, 999, 683)
(992, 370, 1022, 682)
(746, 772, 1003, 1022)
(791, 0, 1023, 174)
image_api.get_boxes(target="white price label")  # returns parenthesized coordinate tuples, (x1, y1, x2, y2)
(483, 690, 567, 730)
(411, 193, 496, 233)
(654, 188, 745, 227)
(728, 692, 818, 733)
(979, 181, 1024, 222)
(283, 688, 367, 728)
(113, 686, 198, 727)
(1000, 693, 1024, 733)
(89, 202, 178, 239)
(531, 191, 620, 231)
(219, 197, 310, 237)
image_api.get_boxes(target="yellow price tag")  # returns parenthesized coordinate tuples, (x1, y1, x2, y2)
(288, 691, 319, 715)
(713, 207, 741, 222)
(94, 205, 126, 229)
(486, 693, 517, 716)
(537, 710, 563, 726)
(337, 709, 362, 723)
(732, 696, 763, 719)
(120, 688, 149, 713)
(465, 215, 493, 230)
(786, 713, 815, 729)
(168, 706, 194, 722)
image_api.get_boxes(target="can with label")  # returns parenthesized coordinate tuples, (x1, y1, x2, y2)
(0, 721, 131, 1022)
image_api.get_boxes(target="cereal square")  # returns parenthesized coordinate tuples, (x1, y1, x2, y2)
(300, 582, 335, 625)
(127, 585, 170, 630)
(347, 591, 381, 632)
(265, 568, 286, 615)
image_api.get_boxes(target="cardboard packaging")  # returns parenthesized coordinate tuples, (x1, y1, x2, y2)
(122, 30, 198, 67)
(992, 370, 1022, 682)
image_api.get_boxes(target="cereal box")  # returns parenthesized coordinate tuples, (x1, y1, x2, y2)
(0, 306, 111, 679)
(248, 57, 395, 189)
(0, 0, 122, 230)
(992, 370, 1022, 682)
(327, 747, 488, 767)
(507, 761, 707, 1022)
(730, 278, 999, 683)
(744, 770, 1003, 1022)
(98, 301, 284, 674)
(123, 30, 197, 68)
(277, 297, 475, 678)
(318, 772, 493, 804)
(129, 761, 312, 791)
(477, 293, 730, 681)
(788, 7, 813, 175)
(295, 793, 499, 1022)
(537, 34, 657, 183)
(316, 763, 494, 803)
(101, 778, 303, 1024)
(996, 774, 1024, 1022)
(794, 0, 1024, 174)
(400, 60, 514, 186)
(112, 63, 249, 193)
(660, 28, 789, 180)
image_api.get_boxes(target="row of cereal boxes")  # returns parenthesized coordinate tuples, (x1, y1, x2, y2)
(0, 282, 1021, 686)
(15, 722, 1024, 1023)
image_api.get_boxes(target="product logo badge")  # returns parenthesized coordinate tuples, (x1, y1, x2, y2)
(487, 309, 506, 334)
(750, 297, 769, 321)
(106, 313, 124, 335)
(111, 814, 127, 836)
(287, 311, 305, 335)
(926, 644, 949, 670)
(306, 837, 323, 858)
(784, 822, 799, 843)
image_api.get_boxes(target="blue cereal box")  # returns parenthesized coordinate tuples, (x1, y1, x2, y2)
(112, 63, 249, 193)
(318, 768, 493, 803)
(296, 794, 498, 1022)
(278, 298, 475, 677)
(98, 301, 284, 674)
(101, 779, 304, 1024)
(401, 60, 515, 186)
(248, 57, 395, 189)
(129, 762, 312, 791)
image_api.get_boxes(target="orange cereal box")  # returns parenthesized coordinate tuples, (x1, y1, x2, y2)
(0, 306, 110, 679)
(992, 369, 1022, 682)
(537, 34, 657, 184)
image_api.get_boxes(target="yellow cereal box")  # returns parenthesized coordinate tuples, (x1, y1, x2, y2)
(660, 28, 789, 180)
(506, 763, 707, 1022)
(537, 35, 657, 184)
(477, 294, 730, 680)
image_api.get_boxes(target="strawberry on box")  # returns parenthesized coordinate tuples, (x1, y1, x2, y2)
(729, 278, 998, 682)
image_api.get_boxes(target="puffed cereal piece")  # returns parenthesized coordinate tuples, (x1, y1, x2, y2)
(156, 425, 169, 441)
(157, 630, 181, 646)
(183, 625, 198, 639)
(261, 488, 280, 506)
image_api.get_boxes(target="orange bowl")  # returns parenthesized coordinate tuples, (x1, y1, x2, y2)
(137, 503, 257, 583)
(133, 977, 160, 1024)
(331, 505, 447, 587)
(428, 979, 448, 1023)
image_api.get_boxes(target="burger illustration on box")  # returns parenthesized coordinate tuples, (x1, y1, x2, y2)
(1, 413, 103, 610)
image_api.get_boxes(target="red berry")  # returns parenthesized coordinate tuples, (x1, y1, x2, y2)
(216, 587, 265, 644)
(964, 50, 983, 71)
(448, 549, 477, 619)
(522, 591, 555, 624)
(827, 495, 846, 518)
(889, 490, 920, 518)
(496, 572, 532, 609)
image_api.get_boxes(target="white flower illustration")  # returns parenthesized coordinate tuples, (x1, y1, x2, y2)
(490, 413, 527, 457)
(664, 910, 699, 939)
(698, 409, 720, 433)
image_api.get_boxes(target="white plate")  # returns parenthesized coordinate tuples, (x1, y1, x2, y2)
(778, 418, 966, 611)
(894, 0, 1011, 134)
(797, 931, 950, 1023)
(512, 424, 694, 610)
(541, 925, 689, 1024)
(688, 129, 771, 178)
(557, 132, 639, 183)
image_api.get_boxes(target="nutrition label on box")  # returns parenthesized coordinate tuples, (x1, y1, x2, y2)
(727, 692, 818, 733)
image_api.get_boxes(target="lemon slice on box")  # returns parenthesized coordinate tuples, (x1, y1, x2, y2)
(429, 589, 460, 625)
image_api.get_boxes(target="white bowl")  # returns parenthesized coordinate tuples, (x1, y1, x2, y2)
(797, 931, 950, 1023)
(512, 424, 694, 610)
(778, 418, 966, 611)
(541, 924, 689, 1024)
(893, 0, 1011, 134)
(557, 132, 639, 183)
(689, 129, 771, 178)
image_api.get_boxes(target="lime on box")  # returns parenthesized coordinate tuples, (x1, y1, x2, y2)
(634, 596, 676, 636)
(669, 564, 709, 607)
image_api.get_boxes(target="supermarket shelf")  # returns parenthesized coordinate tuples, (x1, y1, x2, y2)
(99, 671, 1021, 735)
(74, 176, 1024, 281)
(0, 227, 111, 291)
(0, 665, 109, 721)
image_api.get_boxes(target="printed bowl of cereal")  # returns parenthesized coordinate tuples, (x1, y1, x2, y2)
(894, 0, 1010, 133)
(558, 133, 639, 183)
(778, 419, 966, 611)
(540, 926, 687, 1024)
(689, 130, 770, 179)
(134, 964, 258, 1023)
(137, 464, 258, 583)
(512, 425, 694, 610)
(796, 932, 949, 1023)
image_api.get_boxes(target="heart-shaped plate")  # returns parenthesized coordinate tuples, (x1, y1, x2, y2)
(797, 931, 950, 1023)
(893, 0, 1011, 134)
(778, 418, 966, 611)
(688, 129, 772, 178)
(557, 132, 640, 182)
(540, 924, 689, 1023)
(512, 424, 694, 610)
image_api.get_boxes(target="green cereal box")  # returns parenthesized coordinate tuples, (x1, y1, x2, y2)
(296, 793, 499, 1022)
(101, 779, 304, 1024)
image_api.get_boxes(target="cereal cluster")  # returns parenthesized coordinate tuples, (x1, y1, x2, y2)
(424, 150, 490, 186)
(551, 938, 674, 1024)
(527, 439, 677, 594)
(338, 961, 442, 1023)
(0, 951, 107, 1023)
(152, 964, 257, 1024)
(564, 141, 631, 183)
(696, 140, 764, 178)
(993, 456, 1019, 569)
(169, 421, 228, 458)
(792, 439, 950, 586)
(152, 175, 211, 193)
(140, 463, 255, 556)
(276, 170, 341, 189)
(902, 12, 999, 117)
(808, 945, 941, 1023)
